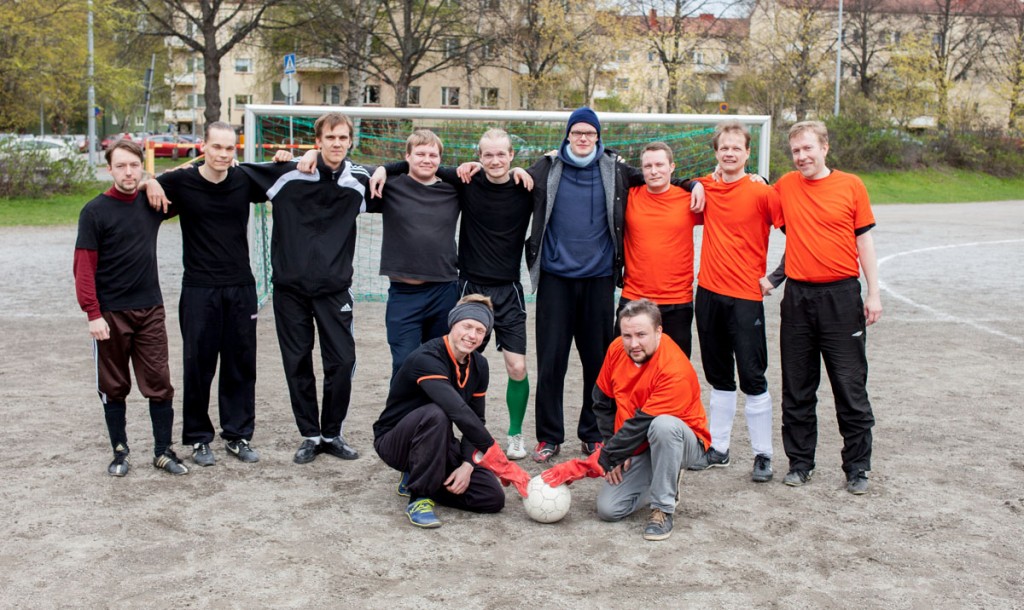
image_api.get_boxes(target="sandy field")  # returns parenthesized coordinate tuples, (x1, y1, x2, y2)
(0, 201, 1022, 608)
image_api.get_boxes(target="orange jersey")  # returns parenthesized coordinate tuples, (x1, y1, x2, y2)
(596, 334, 710, 449)
(774, 170, 875, 283)
(698, 176, 783, 300)
(622, 185, 700, 303)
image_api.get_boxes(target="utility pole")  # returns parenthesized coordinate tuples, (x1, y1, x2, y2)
(87, 0, 97, 165)
(834, 0, 844, 116)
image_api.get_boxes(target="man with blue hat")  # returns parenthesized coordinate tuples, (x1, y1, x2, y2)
(524, 107, 704, 464)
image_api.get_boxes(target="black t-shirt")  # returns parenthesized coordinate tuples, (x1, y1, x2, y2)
(158, 165, 263, 287)
(367, 174, 459, 282)
(372, 336, 492, 459)
(453, 171, 532, 285)
(76, 191, 166, 311)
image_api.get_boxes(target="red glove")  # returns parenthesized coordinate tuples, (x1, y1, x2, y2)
(541, 449, 605, 487)
(473, 443, 531, 497)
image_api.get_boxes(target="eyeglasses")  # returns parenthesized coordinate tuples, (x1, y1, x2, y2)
(569, 130, 598, 139)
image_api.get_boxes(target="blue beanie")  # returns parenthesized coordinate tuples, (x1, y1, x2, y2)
(565, 107, 601, 140)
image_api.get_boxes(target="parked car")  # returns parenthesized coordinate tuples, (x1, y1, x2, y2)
(101, 132, 134, 150)
(144, 133, 203, 157)
(3, 138, 80, 162)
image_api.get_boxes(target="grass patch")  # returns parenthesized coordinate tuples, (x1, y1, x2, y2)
(0, 182, 106, 226)
(861, 169, 1024, 204)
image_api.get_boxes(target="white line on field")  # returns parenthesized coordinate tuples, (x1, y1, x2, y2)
(878, 239, 1024, 346)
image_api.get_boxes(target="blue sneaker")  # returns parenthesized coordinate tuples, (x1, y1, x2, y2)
(397, 472, 410, 497)
(406, 498, 441, 529)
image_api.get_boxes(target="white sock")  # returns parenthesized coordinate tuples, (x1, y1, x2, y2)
(304, 436, 322, 444)
(708, 389, 738, 453)
(322, 436, 335, 443)
(744, 391, 773, 458)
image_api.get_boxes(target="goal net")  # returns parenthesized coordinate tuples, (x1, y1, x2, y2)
(242, 105, 772, 307)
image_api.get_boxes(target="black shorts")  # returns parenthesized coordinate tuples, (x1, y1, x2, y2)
(459, 279, 527, 355)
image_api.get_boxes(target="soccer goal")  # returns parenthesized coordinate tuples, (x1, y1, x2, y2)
(242, 105, 772, 306)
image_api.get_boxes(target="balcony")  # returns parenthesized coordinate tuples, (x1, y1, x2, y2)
(164, 73, 199, 88)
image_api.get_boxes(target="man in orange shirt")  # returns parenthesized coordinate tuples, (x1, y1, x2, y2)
(688, 121, 783, 483)
(619, 142, 701, 357)
(541, 299, 708, 541)
(774, 121, 881, 495)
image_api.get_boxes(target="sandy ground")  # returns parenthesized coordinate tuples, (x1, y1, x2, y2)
(1, 201, 1022, 608)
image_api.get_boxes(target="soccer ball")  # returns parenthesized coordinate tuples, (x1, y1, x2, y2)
(522, 475, 571, 523)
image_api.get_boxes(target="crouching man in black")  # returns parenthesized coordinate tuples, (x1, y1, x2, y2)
(372, 295, 531, 528)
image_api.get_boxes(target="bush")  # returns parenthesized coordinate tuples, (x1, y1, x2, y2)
(0, 141, 93, 198)
(924, 131, 1024, 178)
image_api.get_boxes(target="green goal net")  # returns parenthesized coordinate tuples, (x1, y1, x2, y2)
(243, 106, 772, 306)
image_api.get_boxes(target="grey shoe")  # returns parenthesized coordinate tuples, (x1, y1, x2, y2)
(294, 439, 319, 464)
(688, 447, 730, 471)
(154, 450, 189, 475)
(783, 468, 814, 487)
(192, 442, 216, 467)
(320, 436, 359, 460)
(108, 444, 130, 477)
(643, 509, 673, 541)
(846, 471, 869, 495)
(225, 439, 260, 463)
(751, 454, 773, 482)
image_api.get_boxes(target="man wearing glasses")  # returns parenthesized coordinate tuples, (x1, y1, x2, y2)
(524, 107, 704, 464)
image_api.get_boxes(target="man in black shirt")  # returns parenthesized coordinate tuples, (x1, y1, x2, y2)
(144, 122, 265, 467)
(373, 295, 531, 528)
(73, 140, 188, 477)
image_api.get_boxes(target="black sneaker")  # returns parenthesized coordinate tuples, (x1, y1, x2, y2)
(582, 441, 603, 456)
(846, 471, 869, 495)
(688, 447, 730, 471)
(320, 436, 359, 460)
(192, 442, 216, 467)
(225, 439, 260, 463)
(153, 450, 189, 475)
(108, 444, 130, 477)
(751, 454, 773, 482)
(643, 509, 673, 541)
(783, 468, 814, 487)
(294, 439, 319, 464)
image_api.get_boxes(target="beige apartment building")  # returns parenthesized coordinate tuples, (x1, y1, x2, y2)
(162, 0, 1019, 132)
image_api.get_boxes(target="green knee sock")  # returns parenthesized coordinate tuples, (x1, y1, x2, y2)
(506, 375, 529, 436)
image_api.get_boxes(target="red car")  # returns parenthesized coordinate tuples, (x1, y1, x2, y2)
(100, 132, 134, 150)
(144, 134, 204, 158)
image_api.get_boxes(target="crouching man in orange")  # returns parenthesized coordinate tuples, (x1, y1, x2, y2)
(542, 299, 709, 540)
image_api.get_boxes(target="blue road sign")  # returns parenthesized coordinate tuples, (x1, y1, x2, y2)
(284, 54, 297, 75)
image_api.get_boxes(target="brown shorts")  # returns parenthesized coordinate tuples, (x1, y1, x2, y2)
(93, 306, 173, 403)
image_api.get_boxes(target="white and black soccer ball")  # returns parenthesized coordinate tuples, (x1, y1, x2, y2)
(522, 475, 571, 523)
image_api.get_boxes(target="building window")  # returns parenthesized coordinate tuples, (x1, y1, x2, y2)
(186, 57, 205, 73)
(480, 87, 499, 108)
(519, 91, 529, 109)
(693, 51, 704, 65)
(234, 58, 252, 73)
(407, 86, 421, 106)
(616, 50, 630, 62)
(444, 38, 460, 59)
(648, 51, 657, 63)
(188, 93, 206, 107)
(441, 86, 460, 107)
(615, 78, 629, 92)
(235, 94, 252, 106)
(482, 42, 495, 60)
(892, 31, 902, 44)
(364, 84, 381, 105)
(323, 85, 341, 105)
(485, 0, 499, 8)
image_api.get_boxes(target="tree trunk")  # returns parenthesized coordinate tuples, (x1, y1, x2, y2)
(203, 50, 222, 128)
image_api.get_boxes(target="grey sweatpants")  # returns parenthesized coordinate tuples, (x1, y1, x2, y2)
(596, 415, 704, 519)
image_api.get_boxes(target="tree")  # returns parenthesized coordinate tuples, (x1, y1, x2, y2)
(989, 0, 1024, 130)
(0, 0, 146, 133)
(842, 0, 900, 99)
(134, 0, 287, 126)
(357, 0, 488, 108)
(917, 0, 998, 129)
(496, 0, 599, 109)
(747, 0, 836, 122)
(624, 0, 749, 113)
